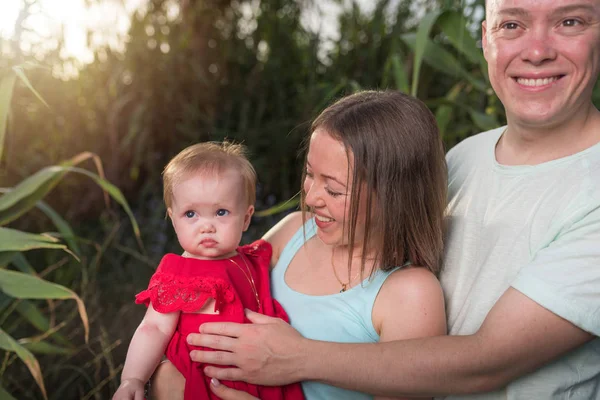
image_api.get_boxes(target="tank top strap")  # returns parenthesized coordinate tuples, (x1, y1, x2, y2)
(271, 217, 317, 280)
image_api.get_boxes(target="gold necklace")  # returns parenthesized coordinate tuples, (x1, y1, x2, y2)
(229, 255, 261, 310)
(331, 253, 361, 293)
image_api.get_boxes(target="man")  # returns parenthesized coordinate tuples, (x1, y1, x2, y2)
(165, 0, 600, 398)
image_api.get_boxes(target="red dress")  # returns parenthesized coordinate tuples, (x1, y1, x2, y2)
(135, 239, 304, 400)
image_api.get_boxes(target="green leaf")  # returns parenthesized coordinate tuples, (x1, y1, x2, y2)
(0, 384, 18, 400)
(437, 10, 487, 75)
(12, 66, 50, 108)
(0, 167, 68, 225)
(386, 53, 409, 93)
(0, 154, 143, 251)
(0, 252, 17, 268)
(13, 297, 71, 346)
(0, 152, 101, 225)
(15, 300, 52, 333)
(435, 83, 464, 136)
(254, 196, 299, 217)
(467, 108, 499, 131)
(11, 253, 36, 274)
(411, 10, 442, 96)
(36, 201, 81, 256)
(65, 167, 142, 250)
(401, 33, 487, 92)
(0, 269, 89, 342)
(0, 227, 66, 252)
(19, 340, 74, 355)
(0, 329, 47, 400)
(0, 72, 17, 164)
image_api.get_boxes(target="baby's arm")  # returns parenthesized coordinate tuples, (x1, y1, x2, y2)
(113, 304, 179, 400)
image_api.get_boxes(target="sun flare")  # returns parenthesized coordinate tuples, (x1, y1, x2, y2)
(0, 0, 144, 64)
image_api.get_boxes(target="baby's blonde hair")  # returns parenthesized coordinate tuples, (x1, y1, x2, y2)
(163, 141, 257, 209)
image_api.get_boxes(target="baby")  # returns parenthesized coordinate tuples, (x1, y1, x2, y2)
(113, 142, 304, 400)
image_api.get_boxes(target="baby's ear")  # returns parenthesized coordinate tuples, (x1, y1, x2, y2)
(167, 208, 174, 222)
(243, 205, 255, 231)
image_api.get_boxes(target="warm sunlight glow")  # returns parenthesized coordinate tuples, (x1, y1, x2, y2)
(0, 0, 145, 64)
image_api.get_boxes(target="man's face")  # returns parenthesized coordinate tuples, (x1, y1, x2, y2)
(482, 0, 600, 129)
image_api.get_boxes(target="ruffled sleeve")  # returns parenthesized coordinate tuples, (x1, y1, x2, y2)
(135, 254, 237, 314)
(238, 239, 272, 268)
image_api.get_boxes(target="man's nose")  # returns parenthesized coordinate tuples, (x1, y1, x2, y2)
(520, 28, 557, 66)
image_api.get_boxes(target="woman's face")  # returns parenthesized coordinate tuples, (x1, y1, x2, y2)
(303, 128, 369, 248)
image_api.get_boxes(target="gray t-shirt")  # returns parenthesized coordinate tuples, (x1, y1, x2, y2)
(439, 127, 600, 399)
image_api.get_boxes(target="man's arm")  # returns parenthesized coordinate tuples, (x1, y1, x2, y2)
(194, 288, 593, 397)
(300, 287, 593, 396)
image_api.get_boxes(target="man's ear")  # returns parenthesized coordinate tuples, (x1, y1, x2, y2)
(482, 20, 489, 61)
(243, 205, 255, 231)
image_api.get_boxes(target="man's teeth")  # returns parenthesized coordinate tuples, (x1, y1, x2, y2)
(517, 76, 559, 87)
(315, 214, 334, 222)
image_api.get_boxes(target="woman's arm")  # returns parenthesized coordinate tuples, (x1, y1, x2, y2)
(113, 304, 179, 400)
(372, 267, 446, 400)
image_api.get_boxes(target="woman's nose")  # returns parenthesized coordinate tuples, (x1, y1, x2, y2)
(304, 181, 325, 208)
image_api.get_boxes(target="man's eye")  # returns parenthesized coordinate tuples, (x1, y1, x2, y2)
(216, 209, 230, 217)
(562, 19, 581, 27)
(502, 22, 519, 30)
(185, 211, 196, 218)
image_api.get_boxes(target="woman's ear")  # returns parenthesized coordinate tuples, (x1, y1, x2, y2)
(243, 205, 255, 231)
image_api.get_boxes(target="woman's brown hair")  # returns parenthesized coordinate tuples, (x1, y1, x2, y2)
(301, 90, 447, 276)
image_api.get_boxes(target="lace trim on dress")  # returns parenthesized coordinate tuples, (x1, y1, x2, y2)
(135, 273, 236, 314)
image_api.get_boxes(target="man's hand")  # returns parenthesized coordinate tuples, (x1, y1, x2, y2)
(210, 378, 260, 399)
(187, 309, 306, 385)
(112, 378, 145, 400)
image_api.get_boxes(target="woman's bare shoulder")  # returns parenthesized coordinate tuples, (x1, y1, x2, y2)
(374, 266, 446, 340)
(262, 211, 307, 266)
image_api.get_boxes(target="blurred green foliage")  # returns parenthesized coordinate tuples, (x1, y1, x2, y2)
(1, 0, 599, 398)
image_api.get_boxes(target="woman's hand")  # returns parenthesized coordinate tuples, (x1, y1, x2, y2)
(112, 378, 145, 400)
(210, 378, 260, 399)
(187, 309, 306, 385)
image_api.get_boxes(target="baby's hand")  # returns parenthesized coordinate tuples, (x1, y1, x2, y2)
(112, 378, 145, 400)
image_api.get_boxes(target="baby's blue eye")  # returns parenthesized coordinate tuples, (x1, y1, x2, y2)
(185, 211, 196, 218)
(216, 209, 229, 217)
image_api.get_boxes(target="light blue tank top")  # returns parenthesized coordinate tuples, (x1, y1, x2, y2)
(271, 218, 400, 400)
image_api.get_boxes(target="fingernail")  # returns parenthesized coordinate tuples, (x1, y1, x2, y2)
(211, 378, 221, 387)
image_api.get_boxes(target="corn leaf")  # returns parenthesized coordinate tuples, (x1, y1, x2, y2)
(0, 228, 66, 252)
(0, 269, 89, 342)
(19, 340, 74, 356)
(36, 201, 81, 256)
(15, 300, 50, 332)
(436, 10, 487, 78)
(254, 197, 299, 217)
(0, 384, 18, 400)
(401, 33, 487, 92)
(0, 329, 47, 400)
(12, 66, 49, 108)
(0, 73, 17, 164)
(435, 83, 464, 136)
(0, 156, 143, 251)
(411, 10, 442, 96)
